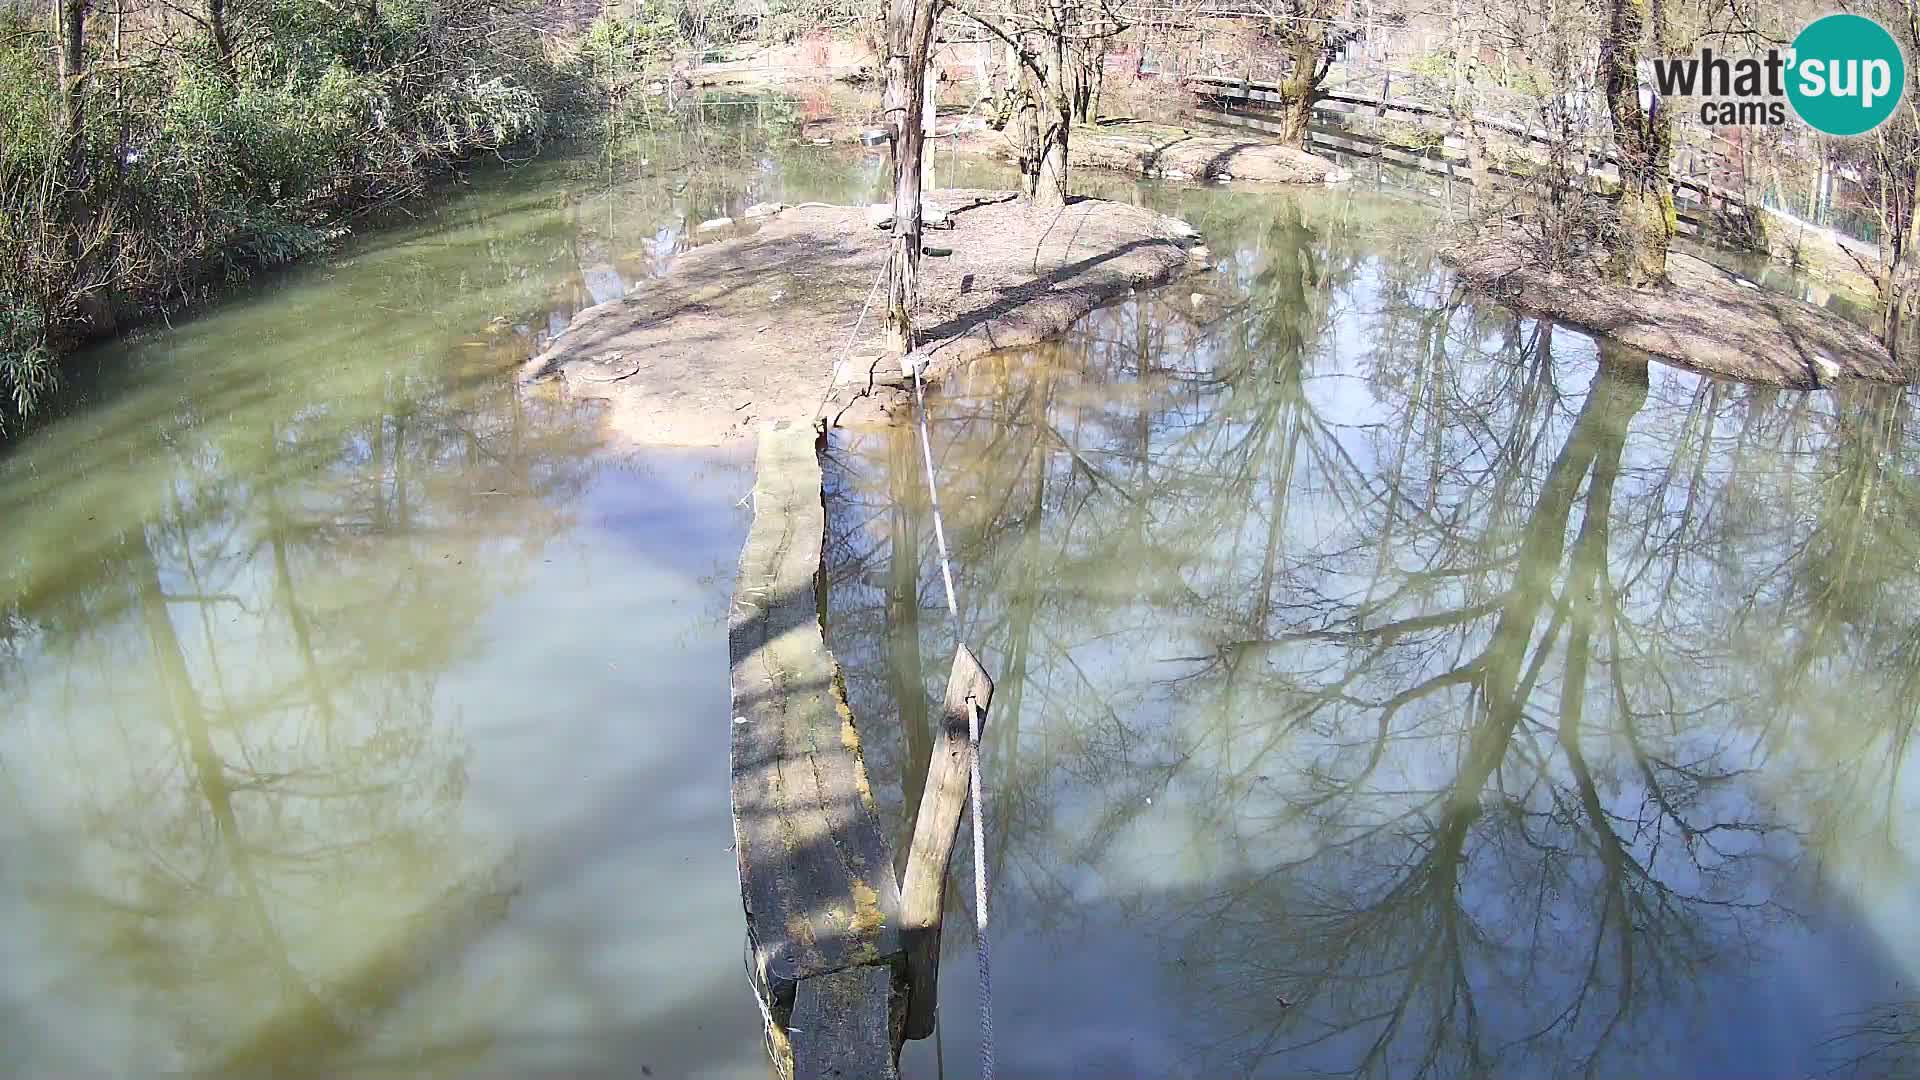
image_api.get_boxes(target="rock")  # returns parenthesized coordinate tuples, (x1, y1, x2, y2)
(743, 202, 786, 220)
(697, 216, 734, 232)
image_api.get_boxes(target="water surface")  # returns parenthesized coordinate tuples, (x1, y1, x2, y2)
(828, 183, 1920, 1080)
(6, 95, 1916, 1080)
(0, 104, 901, 1077)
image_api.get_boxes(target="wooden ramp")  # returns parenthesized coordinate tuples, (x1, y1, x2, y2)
(728, 422, 905, 1080)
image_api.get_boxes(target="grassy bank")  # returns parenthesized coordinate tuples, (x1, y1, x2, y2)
(0, 0, 616, 431)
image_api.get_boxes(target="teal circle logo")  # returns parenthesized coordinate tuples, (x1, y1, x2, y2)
(1787, 14, 1905, 136)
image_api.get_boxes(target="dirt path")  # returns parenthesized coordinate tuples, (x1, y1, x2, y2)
(518, 191, 1205, 446)
(1449, 232, 1908, 388)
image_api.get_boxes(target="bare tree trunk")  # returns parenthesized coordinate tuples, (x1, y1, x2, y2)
(885, 0, 940, 355)
(54, 0, 116, 331)
(55, 0, 88, 219)
(992, 40, 1019, 128)
(923, 61, 938, 188)
(1033, 120, 1068, 206)
(1032, 4, 1070, 209)
(1277, 22, 1327, 148)
(1068, 40, 1103, 124)
(1601, 0, 1674, 285)
(208, 0, 237, 77)
(968, 0, 1081, 206)
(1447, 2, 1488, 194)
(1872, 4, 1920, 337)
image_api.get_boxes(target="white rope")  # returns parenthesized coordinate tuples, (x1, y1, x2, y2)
(965, 696, 994, 1080)
(907, 354, 961, 620)
(906, 351, 994, 1080)
(815, 260, 891, 425)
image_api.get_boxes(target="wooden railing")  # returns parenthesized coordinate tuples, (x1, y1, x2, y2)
(1186, 72, 1754, 223)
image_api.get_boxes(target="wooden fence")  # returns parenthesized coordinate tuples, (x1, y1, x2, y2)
(1187, 72, 1758, 238)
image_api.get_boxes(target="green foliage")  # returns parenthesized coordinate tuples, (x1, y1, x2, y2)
(576, 4, 684, 79)
(1406, 51, 1454, 85)
(0, 303, 54, 430)
(0, 0, 597, 432)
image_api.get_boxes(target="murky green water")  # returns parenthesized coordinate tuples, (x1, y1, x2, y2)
(828, 186, 1920, 1079)
(6, 94, 1916, 1079)
(0, 103, 915, 1078)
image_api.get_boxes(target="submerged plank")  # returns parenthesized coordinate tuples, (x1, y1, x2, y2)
(728, 421, 904, 1008)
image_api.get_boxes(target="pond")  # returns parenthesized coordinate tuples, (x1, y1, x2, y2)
(0, 100, 906, 1078)
(826, 185, 1920, 1078)
(0, 94, 1915, 1079)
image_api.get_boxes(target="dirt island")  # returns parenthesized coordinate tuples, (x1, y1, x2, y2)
(518, 191, 1208, 446)
(953, 120, 1349, 185)
(1448, 230, 1909, 389)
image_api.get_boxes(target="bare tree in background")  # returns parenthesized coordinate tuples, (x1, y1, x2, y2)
(1855, 0, 1920, 341)
(1267, 0, 1363, 148)
(959, 0, 1126, 206)
(1600, 0, 1674, 284)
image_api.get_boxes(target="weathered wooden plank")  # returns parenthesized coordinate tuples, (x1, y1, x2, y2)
(729, 423, 904, 1016)
(899, 644, 995, 1041)
(790, 967, 900, 1080)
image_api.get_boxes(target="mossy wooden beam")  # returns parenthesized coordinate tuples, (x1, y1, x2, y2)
(728, 421, 905, 1080)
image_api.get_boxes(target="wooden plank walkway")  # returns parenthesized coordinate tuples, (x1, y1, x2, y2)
(728, 422, 904, 1080)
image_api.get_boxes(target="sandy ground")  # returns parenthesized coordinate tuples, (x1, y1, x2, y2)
(518, 191, 1205, 446)
(955, 120, 1348, 184)
(1449, 230, 1907, 388)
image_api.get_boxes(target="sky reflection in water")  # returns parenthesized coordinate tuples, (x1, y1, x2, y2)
(829, 183, 1920, 1080)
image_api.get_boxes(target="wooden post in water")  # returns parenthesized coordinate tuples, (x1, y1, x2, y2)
(898, 643, 995, 1041)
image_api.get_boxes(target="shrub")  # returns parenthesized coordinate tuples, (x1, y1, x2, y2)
(0, 0, 598, 432)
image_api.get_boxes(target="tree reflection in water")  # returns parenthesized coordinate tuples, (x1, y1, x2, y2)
(0, 144, 624, 1074)
(825, 186, 1920, 1078)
